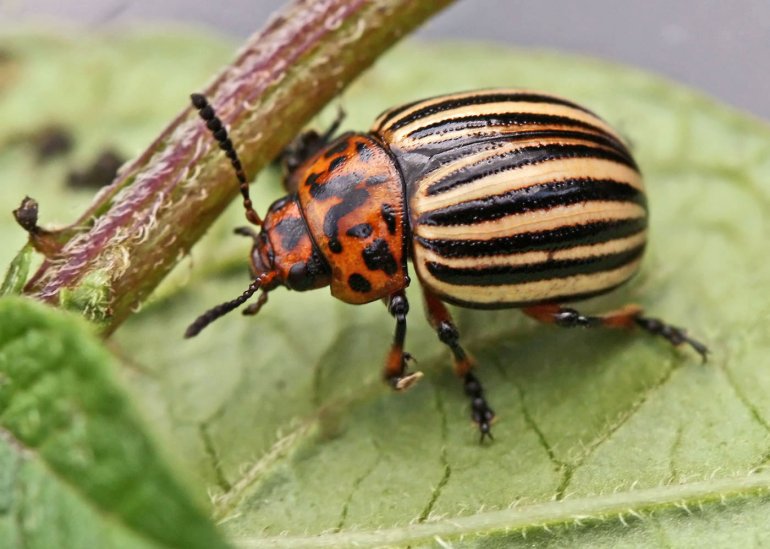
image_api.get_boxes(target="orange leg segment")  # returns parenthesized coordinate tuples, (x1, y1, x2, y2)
(423, 288, 495, 442)
(523, 303, 708, 361)
(383, 291, 423, 391)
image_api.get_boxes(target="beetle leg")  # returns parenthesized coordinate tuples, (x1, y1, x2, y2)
(278, 106, 347, 193)
(523, 303, 708, 361)
(233, 226, 259, 241)
(423, 289, 495, 442)
(383, 291, 423, 391)
(319, 105, 346, 143)
(242, 290, 268, 316)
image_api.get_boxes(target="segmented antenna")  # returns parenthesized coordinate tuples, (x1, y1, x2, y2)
(184, 277, 263, 338)
(190, 93, 262, 226)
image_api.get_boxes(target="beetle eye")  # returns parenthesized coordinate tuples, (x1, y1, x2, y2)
(287, 262, 310, 290)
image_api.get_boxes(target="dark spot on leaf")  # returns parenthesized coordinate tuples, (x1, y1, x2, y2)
(67, 149, 125, 189)
(32, 125, 74, 162)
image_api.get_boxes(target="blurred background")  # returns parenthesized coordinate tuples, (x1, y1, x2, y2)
(1, 0, 768, 121)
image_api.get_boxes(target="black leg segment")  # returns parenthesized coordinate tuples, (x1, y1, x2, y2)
(424, 288, 495, 442)
(524, 303, 708, 362)
(383, 291, 422, 391)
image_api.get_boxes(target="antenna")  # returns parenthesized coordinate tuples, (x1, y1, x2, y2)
(190, 93, 262, 226)
(184, 276, 269, 338)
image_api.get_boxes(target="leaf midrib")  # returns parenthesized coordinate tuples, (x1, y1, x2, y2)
(232, 472, 770, 548)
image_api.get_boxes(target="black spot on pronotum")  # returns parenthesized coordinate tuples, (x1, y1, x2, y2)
(323, 187, 369, 253)
(362, 238, 398, 275)
(381, 203, 397, 235)
(328, 156, 347, 172)
(286, 250, 331, 291)
(324, 140, 349, 158)
(348, 273, 372, 293)
(307, 172, 360, 201)
(305, 172, 324, 198)
(346, 223, 373, 239)
(356, 141, 371, 160)
(273, 214, 307, 251)
(365, 175, 388, 187)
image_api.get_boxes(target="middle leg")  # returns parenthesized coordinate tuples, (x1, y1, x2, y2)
(422, 288, 495, 441)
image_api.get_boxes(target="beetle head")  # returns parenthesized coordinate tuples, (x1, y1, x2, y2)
(185, 195, 331, 338)
(248, 196, 331, 292)
(185, 93, 332, 338)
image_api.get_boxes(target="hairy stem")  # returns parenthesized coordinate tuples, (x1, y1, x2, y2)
(22, 0, 455, 333)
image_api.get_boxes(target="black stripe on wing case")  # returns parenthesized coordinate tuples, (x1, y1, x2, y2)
(386, 92, 594, 132)
(415, 217, 648, 258)
(425, 143, 637, 196)
(418, 179, 646, 227)
(405, 112, 611, 142)
(426, 245, 645, 286)
(374, 97, 425, 128)
(411, 129, 637, 179)
(437, 278, 633, 310)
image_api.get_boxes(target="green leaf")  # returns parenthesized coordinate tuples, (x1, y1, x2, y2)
(3, 32, 770, 547)
(0, 245, 31, 296)
(0, 297, 229, 548)
(0, 297, 228, 547)
(117, 44, 770, 546)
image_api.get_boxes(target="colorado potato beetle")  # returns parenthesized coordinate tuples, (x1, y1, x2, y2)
(186, 89, 707, 441)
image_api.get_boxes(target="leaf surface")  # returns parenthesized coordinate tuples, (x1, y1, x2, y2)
(2, 33, 770, 547)
(0, 297, 228, 548)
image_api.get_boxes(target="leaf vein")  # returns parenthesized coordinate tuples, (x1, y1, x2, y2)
(418, 384, 451, 523)
(561, 359, 678, 496)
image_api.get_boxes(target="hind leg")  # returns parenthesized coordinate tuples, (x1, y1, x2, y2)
(523, 303, 708, 361)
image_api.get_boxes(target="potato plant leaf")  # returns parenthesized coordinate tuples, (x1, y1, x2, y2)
(2, 32, 770, 548)
(0, 297, 229, 548)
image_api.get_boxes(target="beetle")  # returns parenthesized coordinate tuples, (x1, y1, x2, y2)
(185, 89, 707, 441)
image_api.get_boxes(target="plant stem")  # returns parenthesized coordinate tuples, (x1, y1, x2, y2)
(22, 0, 455, 334)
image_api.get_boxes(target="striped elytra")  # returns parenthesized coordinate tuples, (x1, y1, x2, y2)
(371, 89, 646, 308)
(187, 89, 706, 442)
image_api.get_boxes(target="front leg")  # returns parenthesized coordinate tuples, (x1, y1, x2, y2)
(278, 107, 346, 193)
(383, 290, 423, 391)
